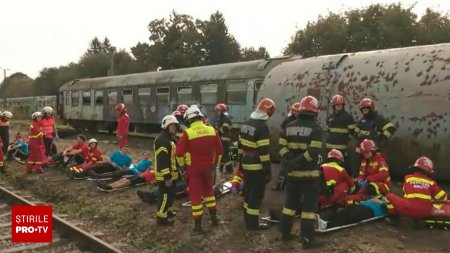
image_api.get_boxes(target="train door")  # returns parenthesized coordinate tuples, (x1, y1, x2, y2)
(93, 90, 104, 121)
(80, 90, 93, 120)
(137, 87, 151, 123)
(226, 80, 249, 125)
(155, 87, 171, 122)
(122, 89, 134, 122)
(58, 92, 64, 120)
(106, 90, 118, 122)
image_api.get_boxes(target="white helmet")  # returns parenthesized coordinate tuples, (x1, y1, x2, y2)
(184, 105, 204, 120)
(161, 115, 179, 129)
(2, 111, 13, 119)
(88, 138, 98, 145)
(43, 106, 53, 114)
(32, 111, 42, 120)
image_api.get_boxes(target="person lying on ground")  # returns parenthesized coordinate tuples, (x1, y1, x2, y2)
(66, 138, 103, 178)
(90, 150, 152, 180)
(5, 132, 28, 162)
(86, 145, 132, 179)
(45, 134, 89, 167)
(136, 177, 188, 205)
(96, 168, 156, 191)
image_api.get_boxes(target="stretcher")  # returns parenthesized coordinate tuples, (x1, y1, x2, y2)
(182, 181, 233, 207)
(314, 215, 386, 233)
(423, 202, 450, 229)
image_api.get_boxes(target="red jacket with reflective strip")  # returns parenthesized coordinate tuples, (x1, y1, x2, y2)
(321, 162, 354, 188)
(402, 172, 448, 201)
(28, 121, 43, 145)
(175, 121, 223, 169)
(39, 117, 55, 139)
(356, 153, 391, 187)
(117, 113, 130, 136)
(231, 169, 244, 187)
(85, 147, 102, 164)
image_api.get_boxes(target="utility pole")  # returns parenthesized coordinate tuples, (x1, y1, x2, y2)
(0, 67, 9, 107)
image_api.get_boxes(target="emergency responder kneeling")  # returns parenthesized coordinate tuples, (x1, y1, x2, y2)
(155, 115, 180, 226)
(278, 95, 323, 249)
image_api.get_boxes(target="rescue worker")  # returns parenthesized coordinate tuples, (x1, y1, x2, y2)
(278, 95, 323, 249)
(214, 103, 233, 174)
(354, 98, 396, 146)
(155, 115, 180, 226)
(274, 102, 301, 191)
(26, 112, 45, 173)
(346, 139, 391, 205)
(45, 135, 89, 167)
(0, 111, 13, 154)
(386, 157, 448, 220)
(175, 104, 188, 127)
(326, 95, 355, 175)
(66, 138, 103, 178)
(40, 106, 58, 156)
(172, 111, 184, 140)
(239, 98, 276, 230)
(319, 149, 355, 208)
(176, 106, 223, 233)
(115, 103, 130, 148)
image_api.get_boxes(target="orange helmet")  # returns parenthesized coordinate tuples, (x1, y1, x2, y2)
(256, 98, 276, 117)
(172, 110, 182, 117)
(359, 98, 375, 111)
(327, 149, 344, 162)
(176, 104, 189, 115)
(299, 96, 319, 114)
(411, 156, 434, 174)
(288, 102, 301, 116)
(215, 103, 227, 113)
(115, 103, 126, 112)
(359, 139, 377, 154)
(331, 95, 345, 106)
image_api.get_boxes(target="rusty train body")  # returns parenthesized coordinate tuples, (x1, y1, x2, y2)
(259, 43, 450, 180)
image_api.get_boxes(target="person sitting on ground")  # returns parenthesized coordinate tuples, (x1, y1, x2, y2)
(46, 134, 89, 167)
(385, 156, 448, 223)
(66, 138, 103, 178)
(5, 132, 28, 162)
(87, 145, 132, 179)
(91, 151, 152, 180)
(319, 149, 354, 208)
(96, 167, 156, 191)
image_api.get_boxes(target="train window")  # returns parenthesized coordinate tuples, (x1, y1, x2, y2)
(95, 91, 103, 105)
(177, 86, 192, 104)
(108, 91, 117, 105)
(227, 81, 247, 105)
(200, 84, 218, 104)
(123, 90, 133, 105)
(156, 87, 170, 104)
(72, 91, 79, 106)
(82, 91, 91, 106)
(138, 88, 151, 106)
(253, 81, 263, 104)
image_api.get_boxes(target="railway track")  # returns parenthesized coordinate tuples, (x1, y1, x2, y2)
(0, 185, 123, 253)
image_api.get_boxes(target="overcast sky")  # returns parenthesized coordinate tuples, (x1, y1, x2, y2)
(0, 0, 448, 81)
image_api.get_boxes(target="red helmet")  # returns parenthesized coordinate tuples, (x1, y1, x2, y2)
(299, 96, 319, 114)
(215, 103, 227, 113)
(172, 110, 182, 117)
(359, 98, 375, 110)
(115, 103, 126, 112)
(412, 156, 434, 174)
(289, 102, 301, 115)
(256, 98, 276, 117)
(176, 104, 189, 115)
(331, 95, 345, 106)
(359, 139, 377, 154)
(327, 149, 344, 162)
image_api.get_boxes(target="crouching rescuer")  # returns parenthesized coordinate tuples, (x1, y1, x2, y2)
(176, 105, 223, 233)
(239, 98, 276, 230)
(155, 115, 180, 226)
(279, 96, 323, 249)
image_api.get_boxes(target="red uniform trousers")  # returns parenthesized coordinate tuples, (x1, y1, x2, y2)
(319, 182, 350, 207)
(187, 166, 217, 220)
(386, 193, 433, 219)
(117, 134, 128, 149)
(345, 181, 389, 205)
(27, 139, 45, 173)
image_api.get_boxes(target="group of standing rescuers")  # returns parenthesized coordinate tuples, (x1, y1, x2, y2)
(0, 93, 448, 249)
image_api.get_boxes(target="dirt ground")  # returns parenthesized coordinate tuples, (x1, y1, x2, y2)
(1, 123, 449, 253)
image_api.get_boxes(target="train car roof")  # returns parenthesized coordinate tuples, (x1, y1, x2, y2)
(59, 56, 302, 91)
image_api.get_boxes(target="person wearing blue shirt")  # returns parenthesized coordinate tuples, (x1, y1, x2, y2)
(88, 146, 132, 179)
(6, 133, 29, 162)
(93, 151, 152, 180)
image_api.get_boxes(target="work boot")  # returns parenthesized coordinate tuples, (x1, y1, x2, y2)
(156, 217, 174, 226)
(192, 219, 204, 233)
(301, 237, 325, 250)
(210, 211, 220, 226)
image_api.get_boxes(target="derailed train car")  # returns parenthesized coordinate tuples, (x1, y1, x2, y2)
(259, 43, 450, 181)
(58, 56, 301, 133)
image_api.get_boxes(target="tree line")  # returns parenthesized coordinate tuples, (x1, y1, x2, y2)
(1, 4, 450, 98)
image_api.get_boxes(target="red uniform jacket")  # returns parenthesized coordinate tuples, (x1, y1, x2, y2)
(71, 143, 89, 159)
(321, 162, 354, 189)
(85, 147, 102, 164)
(39, 117, 55, 139)
(117, 113, 130, 136)
(357, 153, 391, 188)
(402, 172, 448, 202)
(231, 169, 244, 187)
(28, 121, 44, 146)
(142, 169, 156, 183)
(175, 121, 223, 169)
